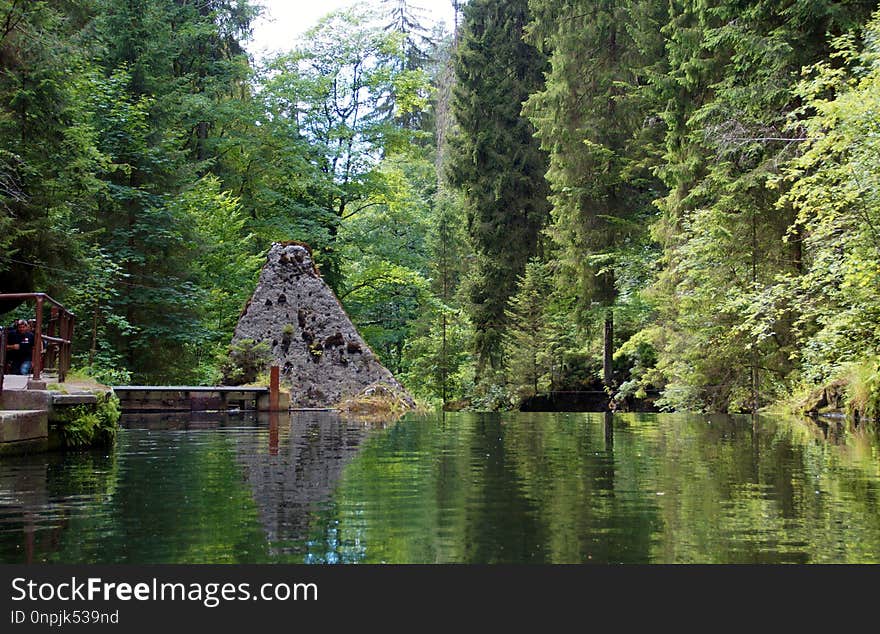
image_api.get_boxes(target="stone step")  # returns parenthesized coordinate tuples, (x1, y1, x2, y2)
(51, 392, 98, 406)
(0, 388, 51, 411)
(0, 409, 48, 443)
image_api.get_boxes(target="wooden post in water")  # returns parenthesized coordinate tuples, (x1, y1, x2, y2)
(269, 365, 280, 455)
(269, 410, 279, 456)
(269, 365, 280, 411)
(603, 309, 613, 391)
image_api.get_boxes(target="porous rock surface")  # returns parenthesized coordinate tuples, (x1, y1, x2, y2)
(232, 242, 414, 409)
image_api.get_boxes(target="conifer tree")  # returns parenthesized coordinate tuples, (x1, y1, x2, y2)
(447, 0, 550, 383)
(523, 0, 666, 393)
(504, 259, 552, 400)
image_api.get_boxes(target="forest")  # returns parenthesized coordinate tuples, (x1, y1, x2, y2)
(1, 0, 879, 418)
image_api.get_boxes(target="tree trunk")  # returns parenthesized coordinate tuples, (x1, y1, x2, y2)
(603, 308, 614, 390)
(89, 305, 98, 367)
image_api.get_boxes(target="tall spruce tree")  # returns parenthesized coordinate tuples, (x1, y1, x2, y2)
(523, 0, 666, 393)
(447, 0, 550, 383)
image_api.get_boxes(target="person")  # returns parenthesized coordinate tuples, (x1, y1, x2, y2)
(1, 325, 9, 374)
(7, 319, 35, 375)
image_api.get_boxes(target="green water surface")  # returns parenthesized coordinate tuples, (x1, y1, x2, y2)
(1, 411, 878, 563)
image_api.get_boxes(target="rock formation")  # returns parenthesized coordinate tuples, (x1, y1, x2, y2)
(232, 242, 414, 409)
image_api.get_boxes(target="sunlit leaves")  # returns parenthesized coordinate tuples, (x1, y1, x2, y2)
(777, 14, 880, 384)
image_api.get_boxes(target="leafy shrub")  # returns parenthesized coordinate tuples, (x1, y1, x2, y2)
(219, 339, 271, 385)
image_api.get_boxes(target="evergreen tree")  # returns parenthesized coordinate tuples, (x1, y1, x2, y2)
(504, 258, 552, 401)
(523, 0, 667, 393)
(400, 189, 473, 405)
(168, 0, 258, 166)
(447, 0, 550, 383)
(381, 0, 434, 72)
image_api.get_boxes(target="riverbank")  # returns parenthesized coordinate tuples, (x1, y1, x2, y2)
(0, 375, 119, 455)
(777, 360, 880, 429)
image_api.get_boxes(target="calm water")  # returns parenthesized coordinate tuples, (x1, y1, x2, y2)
(1, 411, 879, 563)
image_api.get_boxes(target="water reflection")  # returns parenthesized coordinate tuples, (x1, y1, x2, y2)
(230, 411, 375, 556)
(308, 412, 880, 563)
(0, 449, 117, 563)
(0, 410, 380, 563)
(0, 411, 879, 563)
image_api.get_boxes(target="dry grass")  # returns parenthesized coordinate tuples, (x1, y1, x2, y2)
(845, 357, 880, 422)
(336, 383, 420, 423)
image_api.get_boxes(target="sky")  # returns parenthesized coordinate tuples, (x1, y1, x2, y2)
(247, 0, 458, 59)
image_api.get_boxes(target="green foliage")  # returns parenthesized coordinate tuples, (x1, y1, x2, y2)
(338, 154, 435, 374)
(71, 364, 133, 387)
(400, 306, 473, 406)
(468, 370, 515, 411)
(613, 326, 661, 402)
(636, 0, 876, 412)
(253, 6, 432, 291)
(173, 175, 263, 338)
(776, 13, 880, 387)
(397, 190, 475, 405)
(504, 259, 553, 401)
(55, 391, 121, 448)
(447, 0, 551, 380)
(72, 1, 254, 383)
(219, 339, 271, 386)
(0, 0, 100, 297)
(845, 357, 880, 422)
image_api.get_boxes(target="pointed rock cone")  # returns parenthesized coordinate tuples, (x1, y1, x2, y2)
(232, 242, 415, 410)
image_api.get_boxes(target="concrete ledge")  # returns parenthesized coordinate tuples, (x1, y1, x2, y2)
(0, 389, 51, 411)
(0, 437, 49, 456)
(51, 393, 98, 406)
(0, 410, 48, 443)
(113, 385, 289, 412)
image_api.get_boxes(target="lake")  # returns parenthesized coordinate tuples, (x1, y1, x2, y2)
(1, 410, 878, 563)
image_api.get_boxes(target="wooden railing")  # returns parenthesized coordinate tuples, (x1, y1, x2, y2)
(0, 326, 6, 393)
(0, 293, 74, 385)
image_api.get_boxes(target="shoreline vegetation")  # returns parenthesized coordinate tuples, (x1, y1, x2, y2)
(1, 1, 879, 431)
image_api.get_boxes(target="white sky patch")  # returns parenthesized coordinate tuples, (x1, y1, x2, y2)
(247, 0, 459, 59)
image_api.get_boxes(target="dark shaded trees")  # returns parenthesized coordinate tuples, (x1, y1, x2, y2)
(447, 0, 550, 384)
(523, 0, 667, 393)
(0, 0, 100, 307)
